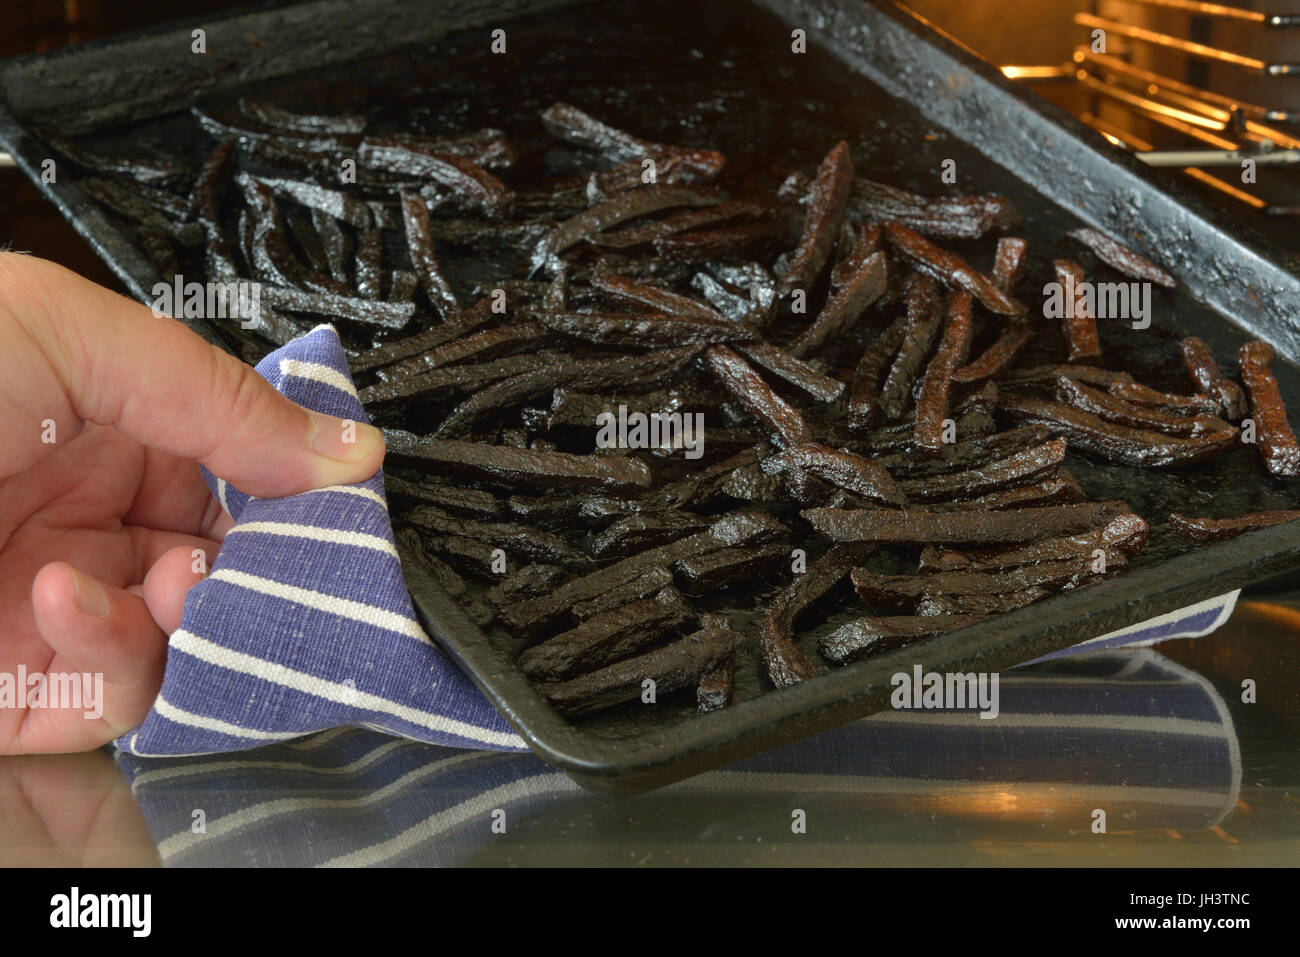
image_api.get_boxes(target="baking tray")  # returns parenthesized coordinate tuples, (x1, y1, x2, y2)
(2, 0, 1298, 793)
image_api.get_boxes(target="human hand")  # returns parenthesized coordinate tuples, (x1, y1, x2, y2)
(0, 253, 384, 754)
(0, 750, 159, 866)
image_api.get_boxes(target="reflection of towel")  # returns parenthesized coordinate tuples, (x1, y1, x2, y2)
(116, 326, 1241, 758)
(113, 649, 1241, 866)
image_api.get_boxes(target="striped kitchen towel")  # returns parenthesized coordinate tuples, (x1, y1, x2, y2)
(115, 324, 525, 757)
(115, 325, 1240, 758)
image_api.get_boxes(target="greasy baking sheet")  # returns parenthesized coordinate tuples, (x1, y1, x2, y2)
(2, 0, 1298, 792)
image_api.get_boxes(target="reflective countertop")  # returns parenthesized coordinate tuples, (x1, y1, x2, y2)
(3, 590, 1295, 867)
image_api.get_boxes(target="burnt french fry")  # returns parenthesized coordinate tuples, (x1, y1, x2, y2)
(435, 347, 700, 438)
(360, 354, 555, 410)
(803, 501, 1130, 545)
(384, 429, 652, 491)
(311, 208, 352, 286)
(261, 285, 415, 329)
(760, 544, 865, 688)
(539, 617, 736, 717)
(878, 274, 944, 422)
(789, 249, 887, 357)
(519, 588, 695, 680)
(919, 513, 1149, 572)
(399, 187, 460, 317)
(819, 615, 986, 664)
(377, 128, 517, 170)
(875, 424, 1052, 479)
(952, 318, 1030, 385)
(849, 179, 1018, 240)
(351, 296, 494, 374)
(1107, 380, 1221, 418)
(1003, 395, 1240, 468)
(405, 505, 585, 565)
(883, 222, 1024, 316)
(851, 554, 1126, 609)
(952, 237, 1030, 383)
(1067, 227, 1175, 288)
(653, 220, 783, 264)
(590, 512, 713, 560)
(762, 443, 906, 506)
(1001, 364, 1134, 389)
(531, 187, 719, 275)
(195, 104, 360, 154)
(737, 344, 845, 403)
(706, 345, 812, 448)
(544, 387, 685, 433)
(387, 267, 418, 300)
(847, 314, 908, 429)
(595, 200, 766, 250)
(381, 324, 545, 381)
(1054, 376, 1231, 437)
(1181, 337, 1248, 420)
(359, 137, 512, 218)
(355, 225, 382, 299)
(1169, 510, 1300, 545)
(396, 527, 468, 600)
(237, 98, 366, 135)
(255, 175, 370, 227)
(384, 475, 500, 518)
(697, 655, 735, 712)
(675, 543, 788, 595)
(589, 263, 724, 321)
(535, 309, 756, 347)
(419, 534, 507, 580)
(1238, 341, 1300, 477)
(899, 439, 1066, 503)
(500, 510, 786, 635)
(238, 174, 346, 295)
(779, 140, 854, 296)
(1053, 260, 1101, 363)
(42, 129, 186, 187)
(914, 290, 975, 451)
(540, 102, 724, 181)
(691, 272, 761, 323)
(936, 472, 1086, 510)
(572, 566, 675, 619)
(580, 446, 765, 520)
(829, 222, 882, 289)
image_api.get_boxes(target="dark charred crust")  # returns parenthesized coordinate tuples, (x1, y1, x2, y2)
(1168, 510, 1300, 544)
(1238, 341, 1300, 478)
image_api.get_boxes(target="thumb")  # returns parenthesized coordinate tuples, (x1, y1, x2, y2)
(0, 254, 383, 497)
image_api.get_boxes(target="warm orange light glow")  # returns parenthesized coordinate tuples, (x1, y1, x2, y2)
(1075, 13, 1268, 72)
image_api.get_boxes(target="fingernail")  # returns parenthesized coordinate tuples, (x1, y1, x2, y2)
(307, 411, 384, 465)
(70, 568, 111, 619)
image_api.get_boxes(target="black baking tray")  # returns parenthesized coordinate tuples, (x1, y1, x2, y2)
(2, 0, 1298, 793)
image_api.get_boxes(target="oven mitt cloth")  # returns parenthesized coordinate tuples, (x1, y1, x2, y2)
(114, 324, 525, 757)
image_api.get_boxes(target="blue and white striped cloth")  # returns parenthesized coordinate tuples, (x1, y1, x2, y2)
(115, 325, 525, 757)
(114, 324, 1240, 758)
